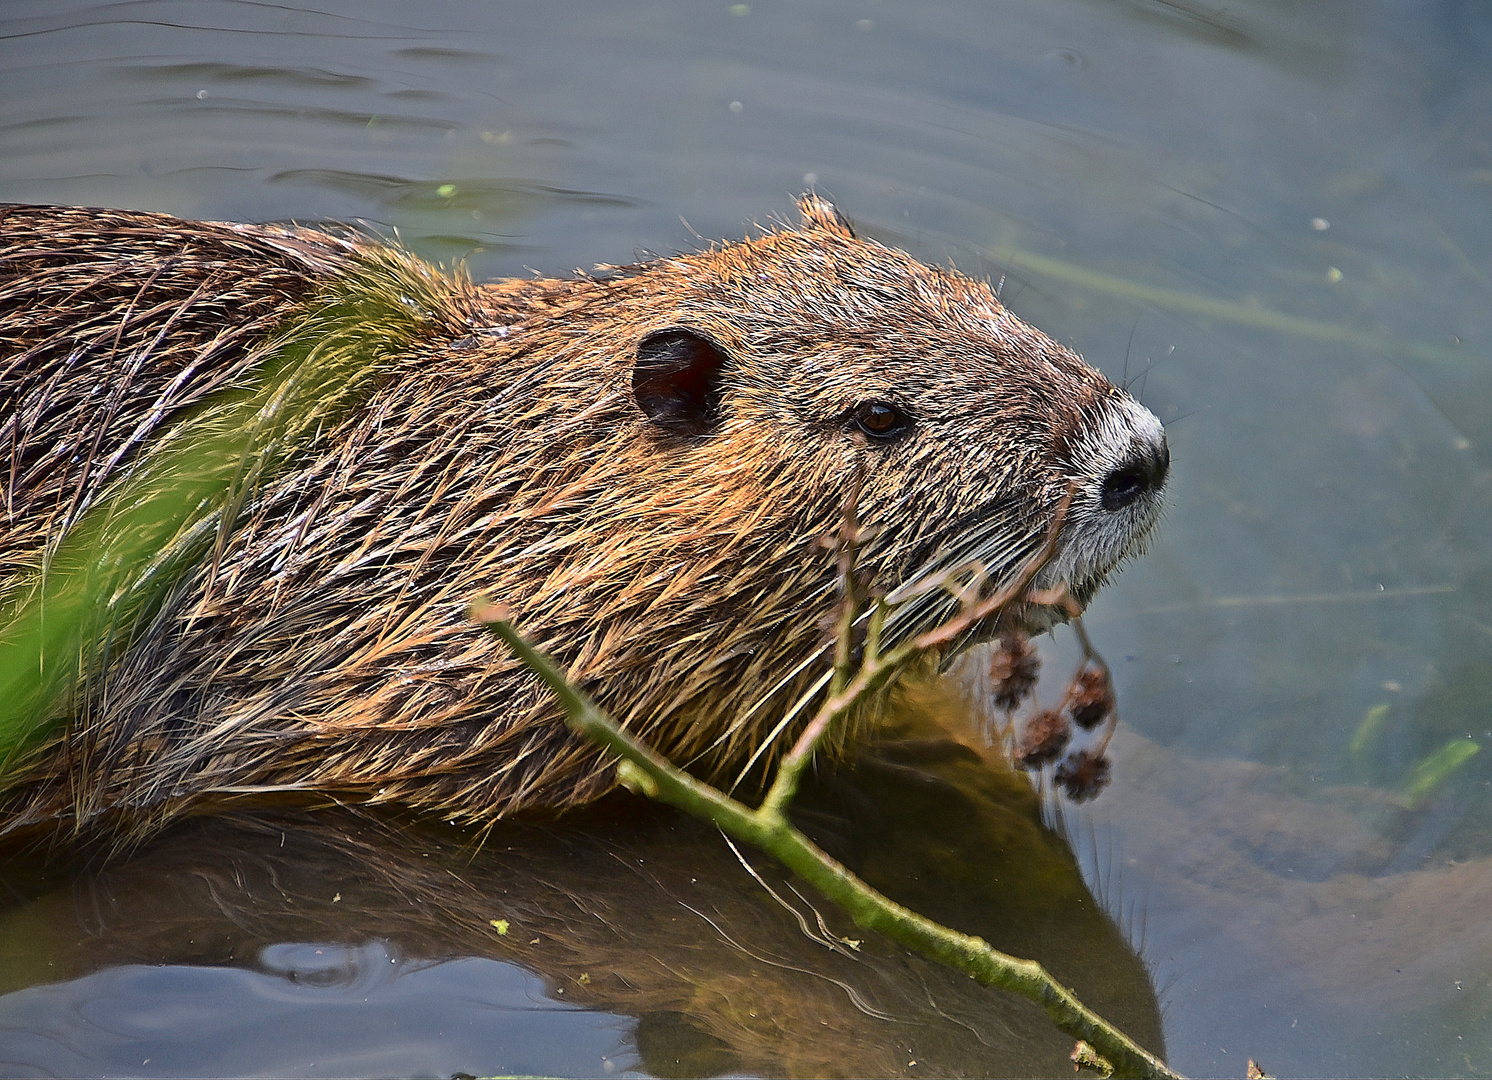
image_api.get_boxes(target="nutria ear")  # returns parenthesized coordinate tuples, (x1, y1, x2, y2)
(633, 328, 732, 437)
(796, 193, 856, 239)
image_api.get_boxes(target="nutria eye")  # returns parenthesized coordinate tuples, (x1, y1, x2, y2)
(851, 400, 912, 441)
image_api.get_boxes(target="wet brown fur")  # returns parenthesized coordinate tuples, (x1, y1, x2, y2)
(0, 198, 1129, 841)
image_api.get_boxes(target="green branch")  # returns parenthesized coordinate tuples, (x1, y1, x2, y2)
(473, 487, 1181, 1078)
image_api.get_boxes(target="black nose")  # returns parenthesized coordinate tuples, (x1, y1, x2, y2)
(1100, 434, 1169, 512)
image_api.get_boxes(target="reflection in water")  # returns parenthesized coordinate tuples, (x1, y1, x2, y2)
(0, 695, 1162, 1078)
(0, 951, 633, 1079)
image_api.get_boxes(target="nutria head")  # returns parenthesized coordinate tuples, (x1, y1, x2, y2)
(0, 196, 1166, 836)
(518, 194, 1166, 644)
(402, 194, 1171, 786)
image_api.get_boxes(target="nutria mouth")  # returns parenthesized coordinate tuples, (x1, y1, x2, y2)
(887, 405, 1168, 645)
(0, 196, 1166, 841)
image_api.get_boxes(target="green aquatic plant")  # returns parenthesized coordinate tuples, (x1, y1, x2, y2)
(1346, 702, 1481, 808)
(1401, 739, 1481, 810)
(0, 248, 467, 775)
(989, 244, 1464, 369)
(1349, 702, 1394, 774)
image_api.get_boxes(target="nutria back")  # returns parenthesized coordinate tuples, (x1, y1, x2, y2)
(0, 197, 1168, 840)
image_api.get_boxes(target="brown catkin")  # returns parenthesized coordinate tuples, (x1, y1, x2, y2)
(988, 633, 1040, 712)
(1015, 708, 1072, 770)
(1067, 666, 1116, 731)
(1055, 750, 1112, 803)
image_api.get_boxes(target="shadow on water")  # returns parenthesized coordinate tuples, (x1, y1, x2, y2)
(0, 690, 1163, 1078)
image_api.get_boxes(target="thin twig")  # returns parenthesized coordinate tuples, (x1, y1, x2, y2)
(759, 487, 1075, 817)
(476, 604, 1178, 1078)
(911, 487, 1076, 651)
(473, 479, 1180, 1079)
(829, 463, 869, 698)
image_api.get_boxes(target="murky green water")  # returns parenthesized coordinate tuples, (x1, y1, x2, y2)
(2, 0, 1490, 1076)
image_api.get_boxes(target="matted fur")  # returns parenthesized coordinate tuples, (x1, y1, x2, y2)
(0, 198, 1161, 840)
(0, 205, 358, 586)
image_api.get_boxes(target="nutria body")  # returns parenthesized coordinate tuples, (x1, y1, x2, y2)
(0, 197, 1168, 839)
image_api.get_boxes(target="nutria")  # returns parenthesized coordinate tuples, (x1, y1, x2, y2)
(0, 196, 1168, 840)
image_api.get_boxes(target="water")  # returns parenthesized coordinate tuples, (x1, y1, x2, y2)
(0, 950, 638, 1079)
(1, 0, 1490, 1075)
(0, 730, 1165, 1078)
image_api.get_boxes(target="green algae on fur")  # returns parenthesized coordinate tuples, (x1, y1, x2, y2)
(0, 247, 471, 778)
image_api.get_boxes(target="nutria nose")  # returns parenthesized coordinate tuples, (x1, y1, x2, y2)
(1099, 433, 1169, 512)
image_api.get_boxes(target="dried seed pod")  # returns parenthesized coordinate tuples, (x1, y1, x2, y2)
(1015, 708, 1071, 769)
(1055, 749, 1112, 803)
(1067, 666, 1115, 731)
(988, 632, 1040, 712)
